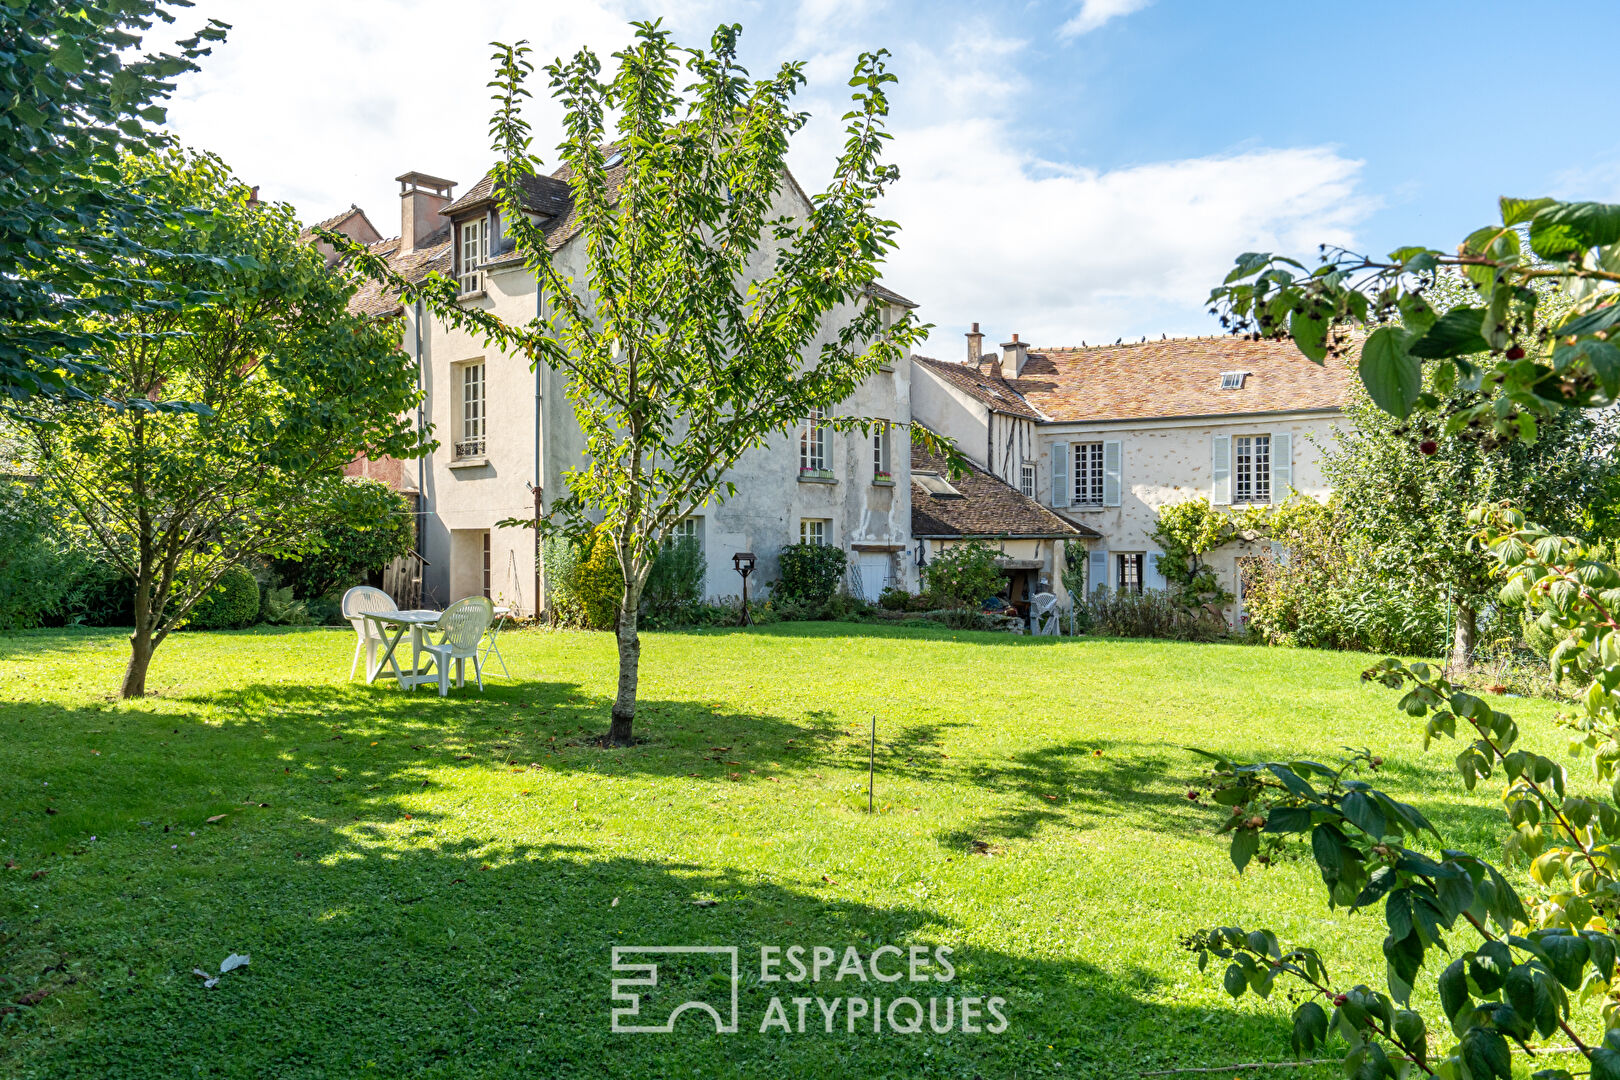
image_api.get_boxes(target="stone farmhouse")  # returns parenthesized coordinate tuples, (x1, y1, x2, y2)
(332, 166, 918, 616)
(909, 327, 1352, 619)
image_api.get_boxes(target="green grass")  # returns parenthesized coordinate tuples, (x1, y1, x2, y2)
(0, 624, 1574, 1078)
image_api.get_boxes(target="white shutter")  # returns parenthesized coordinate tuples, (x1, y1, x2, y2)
(1211, 434, 1231, 505)
(1145, 551, 1164, 591)
(1102, 440, 1122, 507)
(1270, 431, 1292, 504)
(1089, 548, 1108, 595)
(1051, 442, 1069, 507)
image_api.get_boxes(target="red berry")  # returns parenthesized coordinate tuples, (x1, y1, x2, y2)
(1333, 994, 1348, 1006)
(1506, 345, 1526, 360)
(1419, 440, 1438, 455)
(1186, 790, 1199, 800)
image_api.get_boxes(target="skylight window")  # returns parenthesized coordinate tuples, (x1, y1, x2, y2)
(913, 472, 964, 498)
(603, 151, 624, 168)
(1219, 371, 1249, 390)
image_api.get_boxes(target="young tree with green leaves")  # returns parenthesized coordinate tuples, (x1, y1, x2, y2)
(1, 1, 227, 410)
(332, 22, 942, 745)
(23, 150, 428, 697)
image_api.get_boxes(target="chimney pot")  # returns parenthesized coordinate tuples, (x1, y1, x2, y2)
(965, 321, 985, 367)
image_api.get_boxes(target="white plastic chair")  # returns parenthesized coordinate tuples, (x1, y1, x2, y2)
(420, 597, 495, 696)
(342, 586, 398, 680)
(1029, 591, 1060, 636)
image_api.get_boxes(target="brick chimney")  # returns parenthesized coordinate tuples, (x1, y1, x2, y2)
(965, 322, 984, 366)
(1001, 333, 1029, 380)
(395, 171, 455, 254)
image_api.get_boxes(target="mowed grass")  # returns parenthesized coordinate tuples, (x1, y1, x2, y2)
(0, 624, 1576, 1078)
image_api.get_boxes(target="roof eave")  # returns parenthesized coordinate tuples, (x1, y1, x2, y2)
(1033, 405, 1345, 427)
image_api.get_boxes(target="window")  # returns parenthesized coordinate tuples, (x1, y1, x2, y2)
(669, 516, 702, 552)
(458, 218, 487, 295)
(1116, 552, 1144, 594)
(799, 518, 829, 546)
(1073, 441, 1104, 506)
(1020, 461, 1036, 498)
(1234, 434, 1271, 503)
(873, 424, 891, 481)
(1219, 371, 1248, 390)
(800, 409, 828, 473)
(456, 362, 485, 459)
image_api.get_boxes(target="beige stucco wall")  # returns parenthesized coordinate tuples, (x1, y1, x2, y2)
(410, 177, 915, 615)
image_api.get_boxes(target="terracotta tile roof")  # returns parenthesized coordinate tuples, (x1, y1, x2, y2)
(1009, 336, 1352, 423)
(347, 235, 452, 317)
(300, 204, 368, 240)
(911, 441, 1096, 539)
(913, 356, 1043, 420)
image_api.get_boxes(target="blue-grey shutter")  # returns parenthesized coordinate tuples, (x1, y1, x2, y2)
(1212, 434, 1231, 505)
(1270, 431, 1292, 504)
(1089, 548, 1108, 595)
(1102, 440, 1122, 507)
(1145, 551, 1164, 592)
(1051, 442, 1069, 507)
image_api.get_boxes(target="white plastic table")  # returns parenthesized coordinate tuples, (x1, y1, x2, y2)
(364, 609, 445, 690)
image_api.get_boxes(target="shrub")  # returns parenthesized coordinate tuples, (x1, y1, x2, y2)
(271, 478, 415, 600)
(542, 534, 587, 626)
(775, 543, 846, 607)
(1085, 589, 1188, 639)
(576, 529, 624, 631)
(641, 536, 705, 627)
(260, 584, 312, 626)
(877, 584, 911, 611)
(0, 477, 91, 629)
(921, 541, 1004, 610)
(187, 565, 261, 629)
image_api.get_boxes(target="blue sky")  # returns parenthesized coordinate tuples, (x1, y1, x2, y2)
(164, 0, 1620, 358)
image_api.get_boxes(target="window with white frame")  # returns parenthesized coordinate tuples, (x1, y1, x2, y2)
(458, 218, 487, 295)
(800, 409, 828, 473)
(669, 516, 702, 552)
(456, 362, 485, 459)
(1073, 441, 1105, 506)
(873, 423, 891, 481)
(1234, 434, 1271, 503)
(1116, 552, 1144, 594)
(1020, 461, 1036, 498)
(799, 518, 829, 546)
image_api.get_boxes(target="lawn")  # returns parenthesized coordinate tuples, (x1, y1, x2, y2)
(0, 623, 1575, 1078)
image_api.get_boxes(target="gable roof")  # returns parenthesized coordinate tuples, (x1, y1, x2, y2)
(911, 441, 1096, 540)
(1014, 336, 1351, 423)
(916, 336, 1351, 424)
(913, 355, 1043, 420)
(348, 235, 452, 317)
(441, 170, 573, 221)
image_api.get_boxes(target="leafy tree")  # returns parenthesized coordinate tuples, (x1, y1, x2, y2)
(332, 23, 940, 744)
(20, 150, 428, 697)
(1149, 498, 1253, 612)
(271, 478, 415, 601)
(1, 1, 227, 410)
(775, 543, 848, 609)
(1322, 363, 1608, 668)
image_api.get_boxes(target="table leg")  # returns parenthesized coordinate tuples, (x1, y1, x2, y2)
(369, 621, 408, 686)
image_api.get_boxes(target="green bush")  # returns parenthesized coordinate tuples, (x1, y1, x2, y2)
(775, 543, 847, 608)
(271, 478, 415, 601)
(1086, 588, 1217, 640)
(576, 529, 624, 631)
(260, 584, 312, 626)
(641, 536, 705, 627)
(187, 565, 261, 629)
(542, 534, 587, 626)
(877, 585, 911, 611)
(0, 478, 88, 629)
(921, 541, 1005, 610)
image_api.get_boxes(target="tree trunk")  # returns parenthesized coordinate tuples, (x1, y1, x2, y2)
(607, 594, 641, 746)
(1450, 599, 1477, 672)
(123, 625, 155, 698)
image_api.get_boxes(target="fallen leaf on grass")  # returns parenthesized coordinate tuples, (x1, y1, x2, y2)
(1043, 795, 1057, 801)
(30, 869, 47, 880)
(611, 897, 619, 907)
(219, 953, 249, 973)
(16, 986, 54, 1006)
(456, 755, 473, 761)
(44, 808, 56, 816)
(691, 899, 718, 908)
(205, 814, 227, 824)
(820, 875, 838, 886)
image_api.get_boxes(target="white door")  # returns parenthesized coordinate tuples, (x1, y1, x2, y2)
(857, 552, 892, 600)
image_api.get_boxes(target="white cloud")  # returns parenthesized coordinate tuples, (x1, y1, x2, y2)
(1058, 0, 1153, 39)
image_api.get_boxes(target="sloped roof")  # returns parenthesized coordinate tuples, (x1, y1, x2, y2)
(442, 170, 573, 220)
(868, 282, 917, 308)
(1011, 336, 1352, 422)
(301, 204, 371, 240)
(913, 355, 1043, 420)
(911, 442, 1096, 540)
(348, 235, 452, 317)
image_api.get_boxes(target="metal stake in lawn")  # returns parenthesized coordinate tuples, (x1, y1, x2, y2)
(867, 714, 876, 813)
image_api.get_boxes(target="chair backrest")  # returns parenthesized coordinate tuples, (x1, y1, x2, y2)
(438, 597, 494, 652)
(1029, 592, 1058, 616)
(342, 585, 398, 620)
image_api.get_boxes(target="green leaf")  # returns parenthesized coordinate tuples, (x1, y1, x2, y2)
(1501, 196, 1556, 226)
(1225, 252, 1271, 283)
(1461, 1027, 1512, 1080)
(1538, 931, 1591, 990)
(1438, 957, 1470, 1022)
(1340, 790, 1386, 838)
(1230, 827, 1259, 872)
(1593, 1047, 1620, 1080)
(1555, 302, 1620, 339)
(1530, 201, 1620, 260)
(1392, 1008, 1426, 1056)
(1408, 306, 1490, 359)
(1290, 309, 1329, 363)
(1222, 962, 1247, 998)
(1468, 940, 1512, 994)
(1358, 327, 1422, 418)
(1290, 1000, 1328, 1058)
(1264, 806, 1312, 833)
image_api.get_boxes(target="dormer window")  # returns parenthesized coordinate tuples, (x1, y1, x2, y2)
(1219, 371, 1248, 390)
(458, 218, 487, 295)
